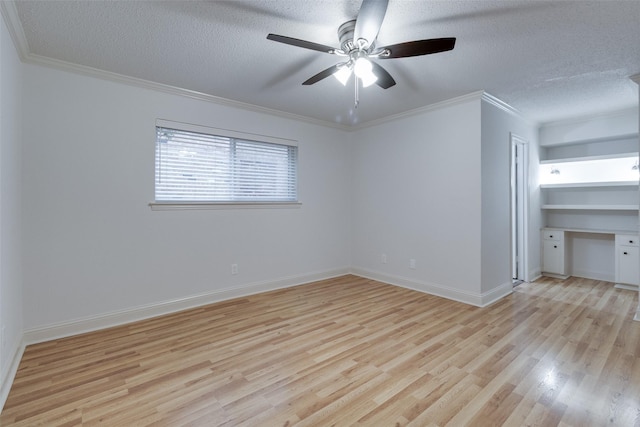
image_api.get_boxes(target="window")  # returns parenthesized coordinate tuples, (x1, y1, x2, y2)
(154, 120, 298, 206)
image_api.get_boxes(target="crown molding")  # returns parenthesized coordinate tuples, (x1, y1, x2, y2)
(352, 90, 486, 130)
(0, 0, 538, 133)
(1, 1, 351, 131)
(0, 1, 29, 61)
(26, 54, 353, 131)
(480, 92, 534, 125)
(353, 91, 535, 130)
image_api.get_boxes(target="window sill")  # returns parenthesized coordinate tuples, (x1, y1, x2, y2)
(149, 201, 302, 211)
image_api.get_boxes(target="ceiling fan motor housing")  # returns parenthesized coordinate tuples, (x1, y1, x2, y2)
(338, 20, 374, 53)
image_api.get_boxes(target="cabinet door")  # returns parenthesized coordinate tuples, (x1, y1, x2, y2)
(617, 245, 639, 285)
(543, 240, 564, 275)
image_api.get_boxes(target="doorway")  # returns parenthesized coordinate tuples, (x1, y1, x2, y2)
(511, 134, 529, 284)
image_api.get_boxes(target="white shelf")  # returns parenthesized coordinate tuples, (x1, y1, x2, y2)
(543, 226, 639, 235)
(541, 181, 639, 189)
(540, 152, 639, 164)
(542, 204, 639, 211)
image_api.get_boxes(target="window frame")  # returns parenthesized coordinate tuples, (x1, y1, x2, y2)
(149, 119, 301, 210)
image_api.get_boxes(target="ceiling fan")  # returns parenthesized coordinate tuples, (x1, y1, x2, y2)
(266, 0, 456, 103)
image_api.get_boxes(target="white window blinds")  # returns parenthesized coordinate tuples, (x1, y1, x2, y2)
(155, 123, 297, 202)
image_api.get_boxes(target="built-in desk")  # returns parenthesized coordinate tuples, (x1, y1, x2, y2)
(543, 228, 640, 322)
(542, 227, 639, 291)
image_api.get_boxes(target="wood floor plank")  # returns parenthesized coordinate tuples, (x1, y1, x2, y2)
(1, 274, 639, 426)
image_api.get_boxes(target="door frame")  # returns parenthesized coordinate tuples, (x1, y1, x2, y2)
(510, 133, 529, 283)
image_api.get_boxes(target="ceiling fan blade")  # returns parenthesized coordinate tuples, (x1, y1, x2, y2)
(371, 62, 396, 89)
(267, 34, 337, 54)
(302, 64, 341, 85)
(379, 38, 456, 59)
(353, 0, 389, 49)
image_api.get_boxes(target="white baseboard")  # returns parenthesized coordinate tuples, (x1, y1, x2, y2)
(23, 268, 350, 345)
(571, 269, 614, 282)
(529, 268, 542, 282)
(614, 283, 639, 291)
(0, 338, 26, 414)
(349, 267, 512, 307)
(480, 281, 514, 307)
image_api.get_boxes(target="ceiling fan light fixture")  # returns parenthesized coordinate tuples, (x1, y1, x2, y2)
(353, 56, 377, 87)
(359, 71, 378, 87)
(353, 56, 373, 78)
(333, 65, 352, 86)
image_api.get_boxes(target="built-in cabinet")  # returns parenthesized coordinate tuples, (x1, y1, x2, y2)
(539, 131, 639, 285)
(616, 234, 640, 288)
(541, 229, 567, 278)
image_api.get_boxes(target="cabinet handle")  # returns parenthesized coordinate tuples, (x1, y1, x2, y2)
(553, 245, 557, 249)
(549, 235, 553, 238)
(630, 240, 635, 244)
(624, 251, 628, 255)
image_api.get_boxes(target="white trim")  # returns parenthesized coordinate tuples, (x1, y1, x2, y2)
(0, 3, 348, 131)
(482, 93, 534, 125)
(156, 119, 298, 147)
(149, 201, 302, 211)
(349, 268, 512, 307)
(630, 74, 640, 85)
(511, 133, 530, 283)
(540, 133, 639, 149)
(25, 53, 352, 129)
(352, 91, 485, 130)
(614, 283, 638, 291)
(354, 91, 533, 131)
(571, 270, 614, 282)
(0, 1, 29, 61)
(22, 268, 349, 345)
(634, 306, 640, 321)
(480, 281, 515, 307)
(529, 272, 543, 282)
(0, 2, 531, 132)
(540, 152, 638, 164)
(0, 338, 26, 414)
(540, 181, 638, 189)
(542, 204, 639, 211)
(542, 272, 570, 280)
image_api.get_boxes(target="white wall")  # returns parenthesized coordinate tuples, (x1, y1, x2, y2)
(349, 94, 538, 305)
(21, 64, 352, 335)
(539, 108, 638, 146)
(350, 97, 485, 304)
(0, 12, 23, 408)
(480, 99, 539, 291)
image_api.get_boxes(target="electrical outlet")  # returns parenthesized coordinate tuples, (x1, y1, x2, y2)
(231, 264, 238, 275)
(409, 259, 416, 269)
(381, 253, 387, 264)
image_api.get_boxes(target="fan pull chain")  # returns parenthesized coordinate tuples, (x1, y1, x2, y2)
(354, 76, 360, 109)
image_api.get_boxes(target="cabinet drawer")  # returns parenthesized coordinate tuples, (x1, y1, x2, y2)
(542, 230, 562, 241)
(615, 234, 639, 247)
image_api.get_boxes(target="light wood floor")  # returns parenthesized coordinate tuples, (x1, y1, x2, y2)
(2, 275, 639, 426)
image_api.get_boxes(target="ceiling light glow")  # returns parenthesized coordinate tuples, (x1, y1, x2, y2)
(333, 66, 352, 86)
(359, 71, 378, 87)
(353, 57, 373, 78)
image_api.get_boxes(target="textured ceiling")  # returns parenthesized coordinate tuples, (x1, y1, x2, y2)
(7, 0, 640, 127)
